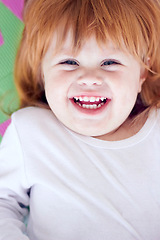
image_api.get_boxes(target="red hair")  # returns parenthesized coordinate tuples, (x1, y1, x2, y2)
(15, 0, 160, 115)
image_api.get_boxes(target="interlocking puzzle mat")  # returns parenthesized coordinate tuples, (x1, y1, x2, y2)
(0, 0, 24, 141)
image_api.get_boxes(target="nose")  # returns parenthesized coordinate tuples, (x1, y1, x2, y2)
(77, 72, 103, 86)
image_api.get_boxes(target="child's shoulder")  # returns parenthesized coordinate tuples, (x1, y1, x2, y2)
(142, 107, 160, 136)
(12, 106, 52, 120)
(9, 107, 69, 144)
(11, 106, 60, 130)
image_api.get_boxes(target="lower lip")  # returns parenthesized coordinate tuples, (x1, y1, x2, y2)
(70, 99, 110, 115)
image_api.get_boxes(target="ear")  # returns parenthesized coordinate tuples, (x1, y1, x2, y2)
(138, 70, 147, 93)
(138, 58, 150, 93)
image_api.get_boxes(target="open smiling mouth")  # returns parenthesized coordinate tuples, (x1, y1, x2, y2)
(72, 96, 109, 110)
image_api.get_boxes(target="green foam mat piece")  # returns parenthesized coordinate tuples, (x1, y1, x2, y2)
(0, 2, 24, 124)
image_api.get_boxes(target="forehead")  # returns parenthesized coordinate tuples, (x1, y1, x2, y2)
(46, 28, 128, 57)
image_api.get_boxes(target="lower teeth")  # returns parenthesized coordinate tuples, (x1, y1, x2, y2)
(76, 102, 104, 109)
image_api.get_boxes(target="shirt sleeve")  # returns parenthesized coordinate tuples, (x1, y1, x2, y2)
(0, 120, 30, 240)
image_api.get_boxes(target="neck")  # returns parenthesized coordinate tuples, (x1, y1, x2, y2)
(94, 112, 148, 141)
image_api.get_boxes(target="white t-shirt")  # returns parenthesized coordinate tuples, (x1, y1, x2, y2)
(0, 107, 160, 240)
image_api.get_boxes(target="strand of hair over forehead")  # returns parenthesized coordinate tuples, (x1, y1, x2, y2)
(50, 0, 125, 50)
(75, 0, 121, 41)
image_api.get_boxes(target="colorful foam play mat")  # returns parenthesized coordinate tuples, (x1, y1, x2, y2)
(0, 0, 24, 142)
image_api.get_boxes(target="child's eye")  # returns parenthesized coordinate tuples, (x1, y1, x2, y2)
(60, 60, 79, 66)
(101, 60, 120, 66)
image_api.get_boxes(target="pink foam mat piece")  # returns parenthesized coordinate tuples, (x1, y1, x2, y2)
(1, 0, 24, 20)
(0, 119, 11, 136)
(0, 31, 4, 46)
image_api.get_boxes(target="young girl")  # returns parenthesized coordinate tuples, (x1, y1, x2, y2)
(0, 0, 160, 239)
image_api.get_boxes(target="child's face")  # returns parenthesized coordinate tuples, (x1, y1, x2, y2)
(42, 32, 146, 138)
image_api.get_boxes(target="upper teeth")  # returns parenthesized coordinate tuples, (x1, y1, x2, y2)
(73, 96, 106, 102)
